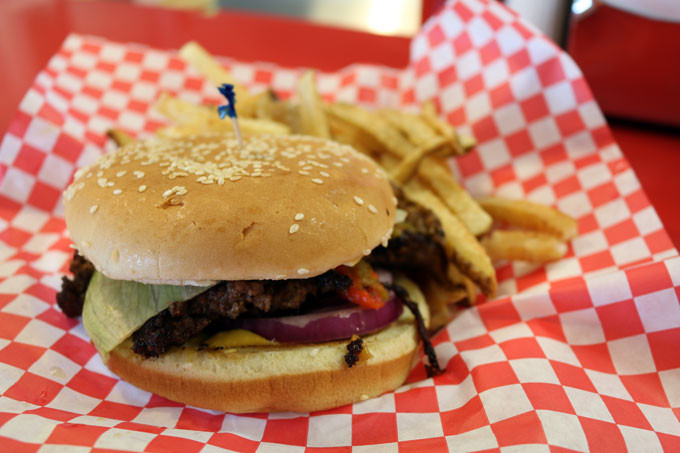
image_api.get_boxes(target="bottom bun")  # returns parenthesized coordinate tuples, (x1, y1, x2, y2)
(107, 277, 429, 413)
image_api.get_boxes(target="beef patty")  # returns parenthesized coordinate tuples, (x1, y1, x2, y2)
(366, 183, 449, 285)
(56, 252, 95, 318)
(56, 256, 351, 356)
(132, 271, 351, 357)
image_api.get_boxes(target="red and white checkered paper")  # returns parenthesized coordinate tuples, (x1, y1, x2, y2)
(1, 0, 679, 451)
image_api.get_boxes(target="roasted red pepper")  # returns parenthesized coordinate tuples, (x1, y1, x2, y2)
(336, 261, 389, 309)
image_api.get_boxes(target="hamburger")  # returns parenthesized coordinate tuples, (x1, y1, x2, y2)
(57, 132, 445, 413)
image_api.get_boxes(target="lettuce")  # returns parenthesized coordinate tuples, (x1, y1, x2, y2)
(82, 271, 213, 359)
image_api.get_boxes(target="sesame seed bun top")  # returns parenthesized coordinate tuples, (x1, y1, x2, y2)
(63, 133, 397, 285)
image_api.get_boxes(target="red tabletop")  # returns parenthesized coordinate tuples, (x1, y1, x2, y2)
(1, 0, 678, 247)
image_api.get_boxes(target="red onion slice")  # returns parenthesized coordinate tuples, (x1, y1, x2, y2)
(233, 295, 402, 343)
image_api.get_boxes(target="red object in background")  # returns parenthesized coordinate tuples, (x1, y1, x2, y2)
(609, 122, 680, 248)
(0, 0, 678, 248)
(568, 4, 680, 128)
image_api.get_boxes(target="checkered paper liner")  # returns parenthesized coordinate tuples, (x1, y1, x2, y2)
(1, 0, 679, 450)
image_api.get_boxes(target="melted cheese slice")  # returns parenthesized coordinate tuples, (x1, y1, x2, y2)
(206, 329, 275, 348)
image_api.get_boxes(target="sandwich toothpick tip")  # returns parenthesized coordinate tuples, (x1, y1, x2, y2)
(217, 83, 243, 149)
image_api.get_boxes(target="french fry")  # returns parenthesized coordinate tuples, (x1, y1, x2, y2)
(390, 137, 448, 184)
(282, 101, 303, 134)
(478, 196, 578, 240)
(447, 263, 478, 305)
(154, 93, 290, 136)
(178, 41, 257, 117)
(327, 103, 413, 157)
(377, 152, 399, 171)
(156, 116, 290, 137)
(328, 115, 381, 154)
(380, 109, 440, 148)
(107, 129, 134, 147)
(297, 70, 330, 138)
(155, 92, 213, 124)
(482, 230, 568, 263)
(403, 181, 497, 298)
(420, 101, 465, 156)
(253, 90, 300, 130)
(422, 278, 466, 331)
(459, 133, 477, 151)
(252, 90, 279, 118)
(419, 160, 492, 236)
(330, 103, 491, 236)
(219, 117, 291, 135)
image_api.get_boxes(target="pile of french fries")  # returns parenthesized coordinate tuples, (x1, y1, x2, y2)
(108, 42, 578, 330)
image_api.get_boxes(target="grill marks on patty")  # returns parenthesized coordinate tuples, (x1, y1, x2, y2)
(132, 271, 352, 357)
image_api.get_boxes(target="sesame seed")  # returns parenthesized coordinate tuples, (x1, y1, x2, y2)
(116, 171, 127, 177)
(298, 170, 310, 175)
(97, 178, 107, 188)
(162, 186, 187, 198)
(133, 171, 145, 179)
(363, 249, 371, 255)
(274, 274, 286, 280)
(74, 168, 86, 179)
(353, 196, 364, 206)
(289, 224, 299, 234)
(138, 185, 147, 192)
(333, 162, 343, 167)
(361, 168, 369, 174)
(311, 178, 323, 185)
(89, 205, 98, 214)
(297, 268, 310, 275)
(106, 181, 114, 187)
(113, 189, 122, 195)
(294, 213, 304, 221)
(320, 171, 330, 177)
(368, 204, 378, 214)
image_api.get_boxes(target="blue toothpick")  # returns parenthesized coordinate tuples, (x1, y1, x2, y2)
(217, 83, 243, 148)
